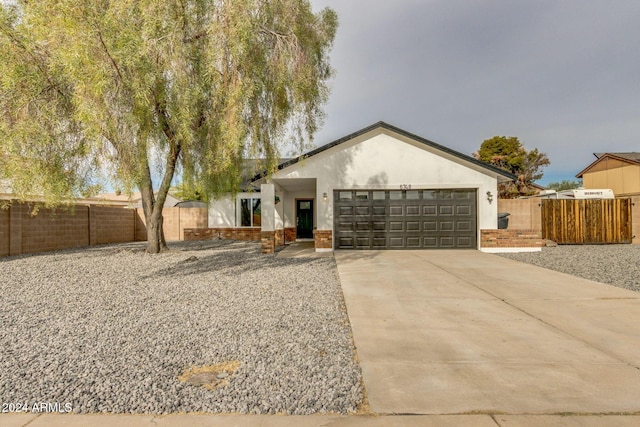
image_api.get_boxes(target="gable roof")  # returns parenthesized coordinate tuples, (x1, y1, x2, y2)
(594, 152, 640, 162)
(577, 152, 640, 178)
(253, 121, 516, 182)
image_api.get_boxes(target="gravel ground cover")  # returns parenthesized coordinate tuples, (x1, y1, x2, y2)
(497, 244, 640, 292)
(0, 240, 363, 414)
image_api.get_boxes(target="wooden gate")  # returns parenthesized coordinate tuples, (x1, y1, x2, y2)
(541, 199, 633, 244)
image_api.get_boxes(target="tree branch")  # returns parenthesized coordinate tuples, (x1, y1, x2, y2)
(95, 25, 125, 84)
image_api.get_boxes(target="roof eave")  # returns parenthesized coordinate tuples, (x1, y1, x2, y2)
(251, 121, 516, 183)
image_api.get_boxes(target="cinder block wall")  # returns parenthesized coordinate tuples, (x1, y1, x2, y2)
(21, 205, 90, 254)
(135, 207, 208, 242)
(177, 208, 208, 241)
(497, 199, 541, 231)
(92, 206, 136, 244)
(0, 207, 10, 257)
(2, 202, 209, 256)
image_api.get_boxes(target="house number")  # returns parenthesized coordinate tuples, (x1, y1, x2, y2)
(400, 184, 412, 190)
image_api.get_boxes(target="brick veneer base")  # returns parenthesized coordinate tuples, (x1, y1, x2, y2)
(184, 227, 261, 241)
(261, 231, 275, 254)
(480, 229, 544, 248)
(284, 227, 296, 243)
(313, 229, 333, 250)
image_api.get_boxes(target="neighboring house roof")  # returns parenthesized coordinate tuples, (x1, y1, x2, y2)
(174, 200, 207, 208)
(576, 152, 640, 178)
(594, 152, 640, 162)
(252, 121, 516, 182)
(95, 192, 182, 207)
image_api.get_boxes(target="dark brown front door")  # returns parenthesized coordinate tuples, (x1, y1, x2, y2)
(296, 200, 314, 239)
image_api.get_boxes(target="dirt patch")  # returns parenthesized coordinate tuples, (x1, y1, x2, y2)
(178, 361, 242, 391)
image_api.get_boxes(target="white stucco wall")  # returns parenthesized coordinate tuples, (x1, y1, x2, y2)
(272, 130, 500, 235)
(208, 196, 236, 227)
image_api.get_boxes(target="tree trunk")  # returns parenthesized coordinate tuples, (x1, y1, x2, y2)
(139, 177, 169, 254)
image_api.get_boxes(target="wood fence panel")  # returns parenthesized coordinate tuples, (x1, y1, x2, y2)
(541, 199, 632, 244)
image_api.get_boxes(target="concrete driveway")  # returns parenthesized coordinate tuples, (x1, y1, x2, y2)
(334, 250, 640, 415)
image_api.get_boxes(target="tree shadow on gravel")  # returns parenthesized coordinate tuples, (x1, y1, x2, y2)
(142, 242, 329, 280)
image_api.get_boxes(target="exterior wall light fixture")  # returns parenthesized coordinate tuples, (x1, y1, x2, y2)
(486, 191, 494, 203)
(323, 192, 328, 201)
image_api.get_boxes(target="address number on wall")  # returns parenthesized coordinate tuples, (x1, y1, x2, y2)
(400, 184, 412, 190)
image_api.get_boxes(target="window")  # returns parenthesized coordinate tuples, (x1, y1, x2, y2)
(241, 197, 261, 227)
(406, 190, 419, 200)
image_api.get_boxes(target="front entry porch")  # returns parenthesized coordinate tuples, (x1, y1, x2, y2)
(259, 178, 333, 254)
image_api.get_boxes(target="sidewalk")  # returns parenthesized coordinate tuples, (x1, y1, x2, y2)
(4, 413, 640, 427)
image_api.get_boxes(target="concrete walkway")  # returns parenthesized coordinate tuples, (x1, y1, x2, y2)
(334, 250, 640, 415)
(276, 241, 334, 258)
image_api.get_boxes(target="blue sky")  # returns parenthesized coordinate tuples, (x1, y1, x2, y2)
(308, 0, 640, 185)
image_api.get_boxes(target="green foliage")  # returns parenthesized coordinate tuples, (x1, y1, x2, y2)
(0, 0, 337, 251)
(474, 136, 550, 198)
(547, 179, 582, 191)
(170, 181, 208, 202)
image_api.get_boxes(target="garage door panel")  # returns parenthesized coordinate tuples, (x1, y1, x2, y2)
(389, 237, 404, 247)
(339, 236, 354, 248)
(372, 236, 387, 247)
(356, 237, 370, 248)
(456, 205, 471, 215)
(424, 221, 437, 231)
(406, 221, 420, 231)
(389, 221, 404, 231)
(389, 206, 403, 216)
(339, 206, 354, 216)
(440, 236, 455, 247)
(372, 221, 386, 231)
(338, 222, 354, 232)
(372, 206, 386, 215)
(407, 237, 421, 247)
(439, 205, 454, 215)
(457, 236, 473, 247)
(423, 236, 438, 247)
(440, 221, 454, 231)
(356, 206, 369, 215)
(406, 205, 420, 215)
(334, 189, 477, 250)
(457, 220, 472, 231)
(423, 206, 437, 215)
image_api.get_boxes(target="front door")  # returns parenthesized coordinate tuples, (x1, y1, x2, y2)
(296, 200, 314, 239)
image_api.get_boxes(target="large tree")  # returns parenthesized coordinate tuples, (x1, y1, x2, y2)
(547, 179, 582, 191)
(0, 0, 337, 253)
(473, 136, 550, 198)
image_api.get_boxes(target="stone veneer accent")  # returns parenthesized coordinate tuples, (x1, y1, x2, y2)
(480, 229, 544, 248)
(275, 229, 285, 247)
(261, 231, 276, 254)
(183, 227, 261, 241)
(284, 227, 296, 243)
(313, 229, 333, 250)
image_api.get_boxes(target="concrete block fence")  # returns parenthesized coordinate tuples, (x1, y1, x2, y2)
(0, 202, 207, 257)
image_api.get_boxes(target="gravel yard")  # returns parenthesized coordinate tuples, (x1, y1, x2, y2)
(497, 244, 640, 293)
(0, 240, 363, 415)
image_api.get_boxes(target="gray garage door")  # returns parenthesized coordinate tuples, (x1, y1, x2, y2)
(334, 189, 477, 249)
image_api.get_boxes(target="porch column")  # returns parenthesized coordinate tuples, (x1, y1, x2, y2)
(314, 181, 333, 252)
(260, 183, 276, 254)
